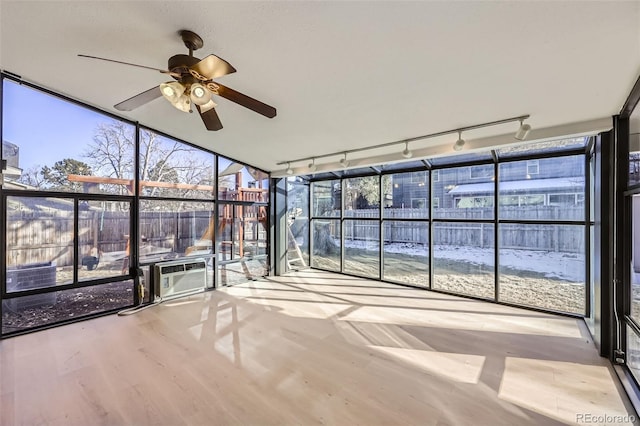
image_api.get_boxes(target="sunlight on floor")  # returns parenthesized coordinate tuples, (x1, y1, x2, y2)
(244, 298, 353, 319)
(339, 306, 582, 338)
(499, 357, 633, 425)
(188, 322, 203, 340)
(369, 345, 486, 384)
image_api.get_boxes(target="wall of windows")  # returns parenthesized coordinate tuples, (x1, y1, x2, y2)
(309, 139, 590, 316)
(0, 74, 270, 336)
(624, 103, 640, 390)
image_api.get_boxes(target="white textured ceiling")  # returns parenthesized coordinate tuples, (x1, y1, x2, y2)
(1, 1, 639, 172)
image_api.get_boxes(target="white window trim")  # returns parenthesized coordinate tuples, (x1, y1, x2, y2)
(527, 160, 540, 175)
(432, 170, 439, 182)
(548, 192, 579, 205)
(432, 197, 440, 209)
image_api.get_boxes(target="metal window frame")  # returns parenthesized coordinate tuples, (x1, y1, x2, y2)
(308, 148, 590, 318)
(0, 72, 271, 337)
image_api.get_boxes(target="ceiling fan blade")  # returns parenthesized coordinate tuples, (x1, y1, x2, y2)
(189, 54, 236, 80)
(196, 105, 223, 131)
(78, 54, 181, 78)
(214, 83, 277, 118)
(114, 86, 162, 111)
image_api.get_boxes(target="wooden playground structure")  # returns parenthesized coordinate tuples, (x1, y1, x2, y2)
(67, 169, 271, 264)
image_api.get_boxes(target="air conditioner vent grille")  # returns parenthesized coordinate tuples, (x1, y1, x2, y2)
(154, 259, 207, 300)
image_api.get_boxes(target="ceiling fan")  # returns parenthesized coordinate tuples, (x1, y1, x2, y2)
(78, 30, 276, 131)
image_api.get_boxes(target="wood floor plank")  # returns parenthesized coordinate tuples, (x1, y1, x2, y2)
(0, 270, 636, 425)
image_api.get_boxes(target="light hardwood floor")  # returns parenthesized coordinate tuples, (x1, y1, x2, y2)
(0, 270, 636, 425)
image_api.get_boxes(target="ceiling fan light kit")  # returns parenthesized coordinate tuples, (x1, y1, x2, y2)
(190, 83, 210, 105)
(79, 29, 276, 131)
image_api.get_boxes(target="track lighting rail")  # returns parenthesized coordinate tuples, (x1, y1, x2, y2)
(277, 114, 530, 169)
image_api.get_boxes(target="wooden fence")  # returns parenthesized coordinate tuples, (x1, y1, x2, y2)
(6, 209, 267, 268)
(319, 206, 586, 253)
(6, 205, 585, 269)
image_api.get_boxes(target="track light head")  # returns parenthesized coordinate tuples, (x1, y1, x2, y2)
(277, 114, 532, 175)
(339, 153, 350, 168)
(401, 142, 413, 159)
(515, 120, 532, 141)
(453, 131, 465, 151)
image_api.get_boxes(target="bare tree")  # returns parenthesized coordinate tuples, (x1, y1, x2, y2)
(16, 165, 46, 189)
(84, 122, 214, 198)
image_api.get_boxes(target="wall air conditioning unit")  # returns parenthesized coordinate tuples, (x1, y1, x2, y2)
(154, 258, 207, 300)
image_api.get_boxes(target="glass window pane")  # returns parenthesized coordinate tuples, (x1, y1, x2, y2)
(496, 137, 587, 158)
(218, 258, 269, 286)
(78, 200, 131, 281)
(499, 156, 584, 221)
(383, 221, 428, 287)
(383, 172, 429, 218)
(626, 326, 640, 384)
(429, 152, 493, 166)
(311, 219, 341, 271)
(342, 167, 378, 177)
(630, 133, 640, 187)
(498, 224, 585, 314)
(344, 176, 380, 217)
(233, 205, 268, 259)
(311, 180, 341, 217)
(587, 224, 595, 335)
(380, 161, 426, 172)
(590, 153, 596, 220)
(631, 195, 640, 324)
(233, 206, 243, 258)
(2, 79, 135, 194)
(139, 200, 214, 263)
(2, 281, 133, 335)
(433, 166, 495, 219)
(344, 219, 379, 278)
(218, 156, 268, 202)
(6, 196, 75, 291)
(139, 129, 215, 199)
(433, 222, 495, 299)
(218, 204, 233, 261)
(287, 177, 310, 270)
(470, 164, 494, 179)
(309, 172, 343, 181)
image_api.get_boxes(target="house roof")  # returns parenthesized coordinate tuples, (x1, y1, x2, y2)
(448, 177, 584, 195)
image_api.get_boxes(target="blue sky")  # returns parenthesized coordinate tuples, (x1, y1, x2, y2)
(2, 79, 266, 189)
(2, 79, 121, 169)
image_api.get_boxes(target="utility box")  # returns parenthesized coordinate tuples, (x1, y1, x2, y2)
(6, 262, 57, 310)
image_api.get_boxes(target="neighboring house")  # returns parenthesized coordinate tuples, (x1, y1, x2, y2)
(2, 139, 22, 181)
(391, 156, 585, 209)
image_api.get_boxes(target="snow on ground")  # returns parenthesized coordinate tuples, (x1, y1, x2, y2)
(339, 239, 583, 283)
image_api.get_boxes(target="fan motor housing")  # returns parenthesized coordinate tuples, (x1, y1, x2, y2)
(168, 54, 200, 73)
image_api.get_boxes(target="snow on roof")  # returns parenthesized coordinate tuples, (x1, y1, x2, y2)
(448, 177, 584, 195)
